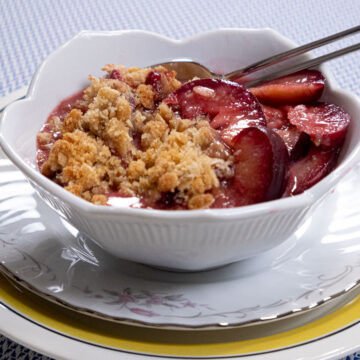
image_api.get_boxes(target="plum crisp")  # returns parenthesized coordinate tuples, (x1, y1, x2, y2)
(37, 65, 351, 209)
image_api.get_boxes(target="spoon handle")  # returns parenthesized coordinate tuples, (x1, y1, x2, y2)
(226, 25, 360, 84)
(243, 41, 360, 87)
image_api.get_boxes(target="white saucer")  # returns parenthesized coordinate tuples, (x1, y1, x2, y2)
(0, 155, 360, 329)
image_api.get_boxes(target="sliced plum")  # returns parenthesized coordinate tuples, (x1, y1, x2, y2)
(109, 69, 123, 81)
(164, 78, 266, 146)
(261, 104, 310, 160)
(261, 104, 288, 129)
(249, 70, 325, 105)
(231, 126, 289, 205)
(288, 103, 351, 148)
(276, 127, 310, 161)
(283, 144, 340, 196)
(145, 70, 162, 94)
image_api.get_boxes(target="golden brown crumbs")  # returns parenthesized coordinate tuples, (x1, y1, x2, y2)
(136, 84, 155, 109)
(40, 65, 234, 209)
(37, 132, 52, 145)
(91, 194, 108, 205)
(188, 194, 214, 210)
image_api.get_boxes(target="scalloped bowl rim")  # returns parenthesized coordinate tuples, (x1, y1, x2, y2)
(1, 28, 360, 221)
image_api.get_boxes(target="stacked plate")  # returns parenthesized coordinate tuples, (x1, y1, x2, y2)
(0, 143, 360, 358)
(0, 28, 360, 358)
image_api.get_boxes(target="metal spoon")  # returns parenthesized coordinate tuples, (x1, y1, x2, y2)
(1, 27, 360, 113)
(152, 26, 360, 87)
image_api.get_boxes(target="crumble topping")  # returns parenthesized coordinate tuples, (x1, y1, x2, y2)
(38, 65, 233, 209)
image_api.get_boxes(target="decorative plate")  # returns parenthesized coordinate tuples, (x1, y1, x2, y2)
(0, 153, 359, 329)
(0, 272, 360, 359)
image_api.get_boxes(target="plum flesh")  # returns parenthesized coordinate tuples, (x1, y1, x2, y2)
(165, 78, 266, 146)
(249, 70, 325, 105)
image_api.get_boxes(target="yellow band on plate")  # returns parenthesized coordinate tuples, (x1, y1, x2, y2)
(0, 273, 359, 357)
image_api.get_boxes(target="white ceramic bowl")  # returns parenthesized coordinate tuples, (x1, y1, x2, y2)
(1, 29, 360, 271)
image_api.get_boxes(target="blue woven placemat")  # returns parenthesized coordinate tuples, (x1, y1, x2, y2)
(0, 0, 359, 358)
(0, 336, 52, 360)
(1, 0, 360, 98)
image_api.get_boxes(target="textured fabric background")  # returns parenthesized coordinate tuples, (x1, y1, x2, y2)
(1, 0, 360, 98)
(0, 0, 359, 358)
